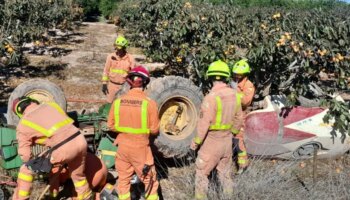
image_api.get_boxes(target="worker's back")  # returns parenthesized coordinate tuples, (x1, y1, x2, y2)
(108, 88, 159, 147)
(198, 82, 243, 141)
(16, 102, 78, 150)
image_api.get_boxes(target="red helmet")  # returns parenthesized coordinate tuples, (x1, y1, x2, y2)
(126, 66, 150, 88)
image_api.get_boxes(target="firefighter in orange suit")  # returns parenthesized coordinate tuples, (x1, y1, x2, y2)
(107, 66, 160, 200)
(11, 97, 91, 200)
(190, 60, 244, 200)
(102, 36, 136, 103)
(231, 59, 255, 174)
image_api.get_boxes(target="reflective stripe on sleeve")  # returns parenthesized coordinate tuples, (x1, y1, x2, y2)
(231, 128, 240, 135)
(146, 193, 159, 200)
(194, 136, 202, 145)
(102, 75, 109, 81)
(35, 137, 47, 144)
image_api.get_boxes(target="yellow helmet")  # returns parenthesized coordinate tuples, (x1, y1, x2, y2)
(232, 59, 251, 74)
(114, 36, 129, 49)
(206, 60, 231, 78)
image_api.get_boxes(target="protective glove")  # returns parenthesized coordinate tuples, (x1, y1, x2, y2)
(102, 84, 109, 95)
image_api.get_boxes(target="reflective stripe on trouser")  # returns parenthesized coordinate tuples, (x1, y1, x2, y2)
(73, 178, 91, 200)
(64, 137, 91, 200)
(195, 138, 233, 200)
(49, 171, 60, 199)
(116, 145, 159, 200)
(12, 165, 34, 200)
(146, 193, 159, 200)
(106, 82, 122, 103)
(195, 193, 207, 200)
(236, 128, 248, 168)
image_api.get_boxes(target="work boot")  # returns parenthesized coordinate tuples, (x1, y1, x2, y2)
(100, 190, 118, 200)
(130, 174, 141, 184)
(235, 167, 247, 175)
(100, 183, 118, 200)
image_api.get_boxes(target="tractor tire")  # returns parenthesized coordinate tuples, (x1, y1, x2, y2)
(0, 187, 6, 200)
(146, 76, 203, 158)
(297, 95, 321, 107)
(6, 79, 67, 126)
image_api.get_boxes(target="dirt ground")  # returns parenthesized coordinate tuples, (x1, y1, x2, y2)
(1, 22, 350, 200)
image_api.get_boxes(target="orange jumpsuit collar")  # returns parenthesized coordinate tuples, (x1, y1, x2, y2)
(212, 82, 229, 92)
(23, 103, 40, 116)
(128, 87, 146, 95)
(238, 77, 248, 90)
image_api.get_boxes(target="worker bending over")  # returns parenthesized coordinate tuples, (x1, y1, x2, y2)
(11, 97, 91, 199)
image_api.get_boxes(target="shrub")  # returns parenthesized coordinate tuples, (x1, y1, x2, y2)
(99, 0, 119, 18)
(0, 0, 80, 65)
(118, 0, 350, 137)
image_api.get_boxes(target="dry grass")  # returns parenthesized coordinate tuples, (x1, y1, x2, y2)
(157, 155, 350, 200)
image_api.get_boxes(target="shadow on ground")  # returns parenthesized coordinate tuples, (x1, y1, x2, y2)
(0, 63, 68, 106)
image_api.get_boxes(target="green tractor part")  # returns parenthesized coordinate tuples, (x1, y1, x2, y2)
(97, 135, 118, 169)
(0, 126, 22, 170)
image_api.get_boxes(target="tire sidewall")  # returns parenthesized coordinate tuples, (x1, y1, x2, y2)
(147, 76, 203, 158)
(6, 79, 67, 126)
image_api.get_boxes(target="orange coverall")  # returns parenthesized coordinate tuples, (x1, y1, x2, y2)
(107, 88, 160, 200)
(235, 77, 255, 168)
(193, 82, 243, 199)
(102, 53, 136, 103)
(12, 102, 91, 200)
(51, 152, 108, 199)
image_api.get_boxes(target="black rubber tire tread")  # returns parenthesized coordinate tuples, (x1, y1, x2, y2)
(6, 79, 67, 126)
(297, 95, 321, 107)
(0, 113, 6, 124)
(0, 187, 5, 200)
(146, 76, 203, 158)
